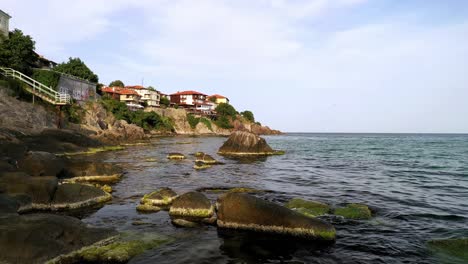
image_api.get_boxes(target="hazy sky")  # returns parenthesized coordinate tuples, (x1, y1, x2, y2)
(3, 1, 468, 133)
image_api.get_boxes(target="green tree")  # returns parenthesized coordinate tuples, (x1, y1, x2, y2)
(241, 110, 255, 123)
(160, 96, 170, 107)
(215, 103, 237, 118)
(109, 80, 124, 87)
(32, 69, 61, 89)
(0, 29, 38, 75)
(54, 57, 99, 83)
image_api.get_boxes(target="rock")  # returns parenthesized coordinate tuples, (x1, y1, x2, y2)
(285, 198, 331, 217)
(195, 153, 220, 164)
(140, 187, 178, 206)
(218, 131, 282, 156)
(100, 184, 113, 193)
(169, 191, 214, 218)
(171, 218, 201, 228)
(0, 213, 116, 264)
(136, 204, 161, 212)
(0, 194, 20, 215)
(167, 153, 186, 159)
(216, 193, 336, 240)
(145, 158, 157, 162)
(17, 151, 65, 176)
(0, 172, 58, 204)
(61, 161, 123, 183)
(194, 161, 212, 170)
(428, 238, 468, 262)
(197, 186, 269, 194)
(50, 183, 112, 210)
(334, 203, 372, 220)
(68, 232, 171, 264)
(95, 120, 147, 144)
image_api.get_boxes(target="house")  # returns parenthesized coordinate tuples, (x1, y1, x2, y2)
(195, 100, 216, 113)
(0, 9, 11, 39)
(35, 53, 58, 69)
(125, 85, 161, 107)
(170, 90, 208, 108)
(207, 94, 229, 104)
(102, 87, 143, 110)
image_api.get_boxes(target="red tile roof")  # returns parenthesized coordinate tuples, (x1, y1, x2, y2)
(171, 90, 207, 96)
(125, 85, 145, 89)
(208, 94, 228, 99)
(102, 87, 139, 95)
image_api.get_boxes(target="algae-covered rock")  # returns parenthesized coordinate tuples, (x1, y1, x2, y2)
(218, 131, 284, 156)
(74, 232, 171, 264)
(428, 238, 468, 262)
(140, 187, 178, 206)
(100, 184, 113, 193)
(50, 183, 112, 210)
(217, 193, 336, 240)
(145, 158, 157, 162)
(61, 160, 123, 183)
(194, 161, 212, 170)
(136, 204, 161, 212)
(334, 203, 372, 220)
(171, 218, 201, 228)
(285, 198, 330, 217)
(195, 153, 219, 164)
(169, 191, 214, 218)
(196, 186, 269, 194)
(167, 153, 186, 159)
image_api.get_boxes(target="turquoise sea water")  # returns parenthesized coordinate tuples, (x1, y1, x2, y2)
(82, 133, 468, 263)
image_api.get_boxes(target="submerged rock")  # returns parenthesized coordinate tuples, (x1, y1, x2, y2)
(428, 238, 468, 262)
(216, 193, 336, 240)
(194, 161, 212, 170)
(140, 187, 178, 206)
(195, 153, 220, 164)
(285, 198, 331, 217)
(61, 161, 123, 183)
(0, 213, 116, 264)
(167, 153, 186, 160)
(334, 203, 372, 220)
(169, 191, 214, 218)
(218, 131, 283, 156)
(136, 204, 161, 212)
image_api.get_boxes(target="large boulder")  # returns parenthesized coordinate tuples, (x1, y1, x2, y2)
(0, 172, 58, 204)
(169, 191, 214, 218)
(17, 151, 65, 177)
(216, 193, 336, 240)
(50, 183, 112, 210)
(61, 160, 123, 183)
(140, 187, 178, 206)
(218, 131, 281, 156)
(285, 198, 331, 218)
(0, 213, 116, 264)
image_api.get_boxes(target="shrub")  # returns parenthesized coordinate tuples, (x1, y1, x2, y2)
(200, 117, 213, 131)
(63, 102, 83, 124)
(109, 80, 124, 87)
(160, 96, 170, 107)
(215, 103, 236, 118)
(32, 69, 61, 90)
(241, 110, 255, 123)
(54, 57, 99, 83)
(187, 114, 200, 129)
(215, 116, 233, 129)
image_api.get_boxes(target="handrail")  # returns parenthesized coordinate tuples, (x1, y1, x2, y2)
(0, 67, 71, 105)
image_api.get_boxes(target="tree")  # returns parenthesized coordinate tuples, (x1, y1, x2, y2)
(241, 110, 255, 123)
(0, 29, 38, 75)
(215, 103, 237, 118)
(160, 96, 170, 107)
(109, 80, 124, 87)
(54, 57, 99, 83)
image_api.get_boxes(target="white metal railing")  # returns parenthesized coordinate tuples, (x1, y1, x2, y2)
(0, 67, 71, 105)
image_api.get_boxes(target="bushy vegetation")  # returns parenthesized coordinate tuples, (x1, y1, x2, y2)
(32, 69, 61, 90)
(63, 102, 83, 124)
(54, 57, 99, 83)
(101, 96, 173, 131)
(214, 116, 233, 129)
(0, 29, 38, 75)
(109, 80, 124, 87)
(187, 114, 199, 129)
(215, 103, 237, 118)
(160, 96, 170, 107)
(241, 110, 255, 123)
(0, 76, 32, 100)
(200, 117, 213, 131)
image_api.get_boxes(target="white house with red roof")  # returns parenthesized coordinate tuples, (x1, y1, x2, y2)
(101, 86, 143, 110)
(170, 90, 208, 107)
(125, 85, 161, 107)
(207, 94, 229, 104)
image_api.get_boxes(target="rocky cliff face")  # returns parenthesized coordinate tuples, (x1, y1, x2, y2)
(149, 108, 281, 136)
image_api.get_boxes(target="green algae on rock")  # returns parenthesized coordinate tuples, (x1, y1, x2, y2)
(169, 191, 214, 218)
(334, 203, 372, 220)
(286, 198, 331, 217)
(167, 153, 186, 159)
(145, 158, 157, 162)
(140, 187, 178, 206)
(136, 204, 161, 212)
(61, 145, 125, 156)
(218, 131, 284, 156)
(195, 153, 219, 164)
(428, 238, 468, 262)
(194, 161, 212, 170)
(217, 193, 336, 240)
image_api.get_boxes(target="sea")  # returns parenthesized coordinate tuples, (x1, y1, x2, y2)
(80, 133, 468, 264)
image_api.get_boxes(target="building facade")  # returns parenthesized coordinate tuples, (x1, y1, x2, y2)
(207, 94, 229, 104)
(170, 90, 208, 108)
(0, 9, 11, 39)
(125, 85, 161, 107)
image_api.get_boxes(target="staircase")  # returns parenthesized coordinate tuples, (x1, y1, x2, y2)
(0, 67, 71, 105)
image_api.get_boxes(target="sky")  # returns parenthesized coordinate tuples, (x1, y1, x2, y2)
(2, 0, 468, 133)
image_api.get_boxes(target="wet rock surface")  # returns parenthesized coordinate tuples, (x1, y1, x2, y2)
(286, 198, 331, 217)
(141, 187, 178, 206)
(216, 193, 336, 240)
(218, 131, 281, 156)
(51, 183, 112, 210)
(0, 213, 116, 264)
(17, 151, 65, 177)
